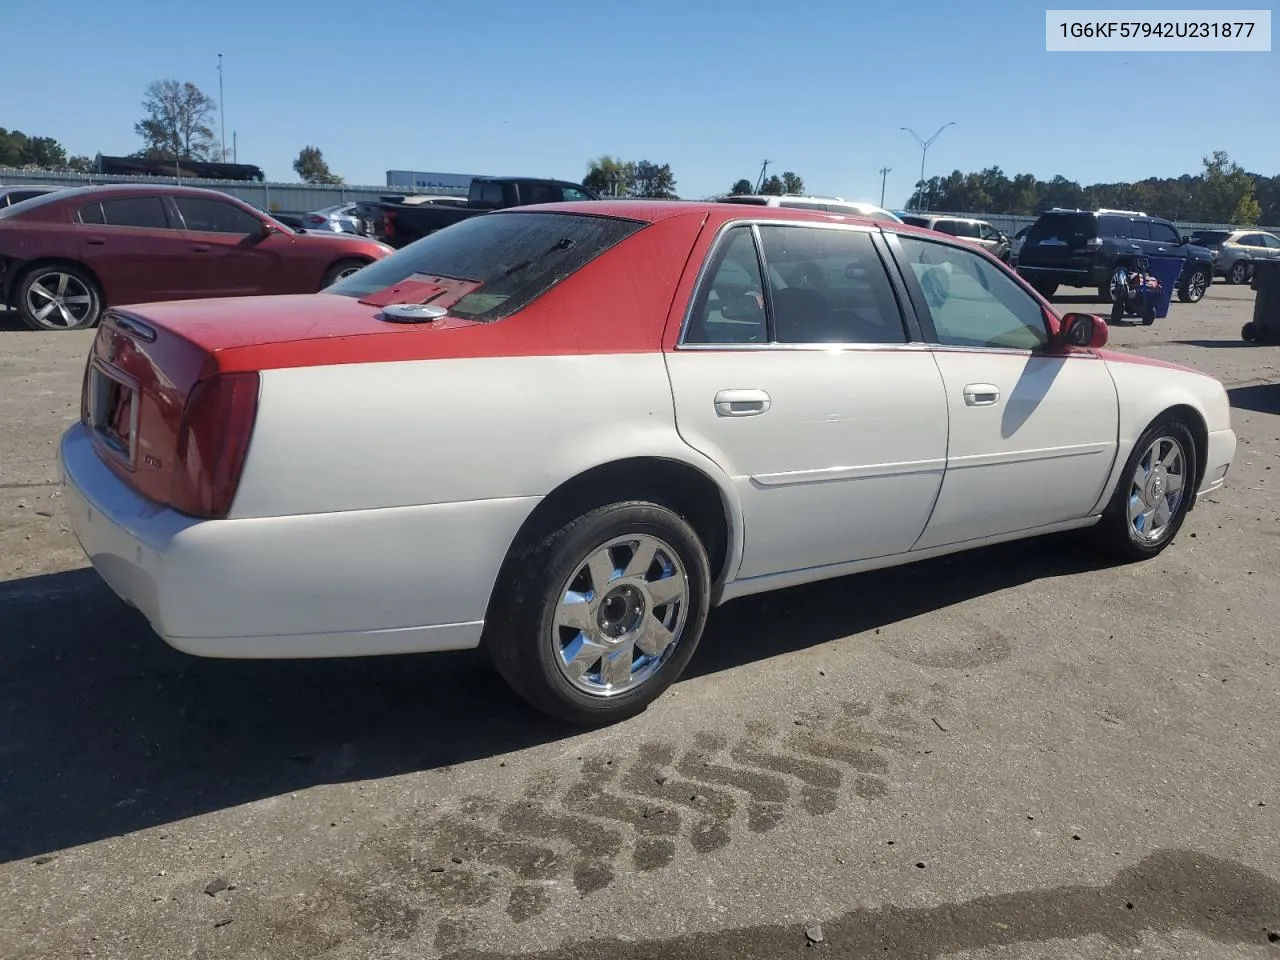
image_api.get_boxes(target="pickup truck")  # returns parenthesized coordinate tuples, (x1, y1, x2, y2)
(357, 176, 600, 248)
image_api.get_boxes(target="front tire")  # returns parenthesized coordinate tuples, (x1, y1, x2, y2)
(16, 264, 101, 331)
(1242, 321, 1257, 342)
(484, 501, 711, 725)
(1091, 416, 1197, 562)
(321, 258, 370, 288)
(1228, 260, 1250, 285)
(1178, 265, 1210, 303)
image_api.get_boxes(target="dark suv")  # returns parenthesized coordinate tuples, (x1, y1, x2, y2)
(1016, 208, 1214, 304)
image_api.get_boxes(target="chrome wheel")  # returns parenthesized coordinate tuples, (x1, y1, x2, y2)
(25, 271, 94, 328)
(1229, 261, 1249, 285)
(551, 534, 690, 697)
(1128, 436, 1186, 543)
(1183, 268, 1208, 302)
(333, 263, 363, 281)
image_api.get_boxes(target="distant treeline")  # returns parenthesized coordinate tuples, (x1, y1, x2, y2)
(907, 150, 1274, 225)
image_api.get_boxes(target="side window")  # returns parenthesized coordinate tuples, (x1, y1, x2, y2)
(683, 227, 768, 345)
(932, 219, 958, 235)
(979, 222, 1002, 240)
(561, 186, 592, 201)
(474, 182, 505, 208)
(1097, 215, 1129, 238)
(1263, 235, 1280, 249)
(101, 196, 170, 229)
(897, 235, 1048, 351)
(1149, 221, 1180, 243)
(1241, 233, 1264, 248)
(1128, 219, 1152, 240)
(757, 225, 907, 344)
(174, 196, 263, 234)
(77, 202, 105, 224)
(952, 221, 981, 238)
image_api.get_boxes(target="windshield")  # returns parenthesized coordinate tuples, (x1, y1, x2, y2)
(327, 211, 646, 322)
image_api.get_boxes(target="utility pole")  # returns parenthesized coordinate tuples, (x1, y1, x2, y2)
(754, 159, 771, 193)
(900, 122, 955, 211)
(233, 131, 237, 163)
(217, 54, 227, 162)
(878, 166, 892, 207)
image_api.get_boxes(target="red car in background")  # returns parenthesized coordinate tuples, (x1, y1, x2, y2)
(0, 184, 393, 330)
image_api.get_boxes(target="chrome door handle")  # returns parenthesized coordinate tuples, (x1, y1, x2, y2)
(714, 389, 771, 417)
(962, 383, 1001, 406)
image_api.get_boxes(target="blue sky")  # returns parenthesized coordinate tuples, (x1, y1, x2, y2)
(1, 0, 1274, 203)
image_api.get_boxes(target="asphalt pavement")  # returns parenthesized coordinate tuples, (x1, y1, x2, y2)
(1, 287, 1278, 960)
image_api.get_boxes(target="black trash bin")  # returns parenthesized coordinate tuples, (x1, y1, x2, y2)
(1243, 259, 1280, 343)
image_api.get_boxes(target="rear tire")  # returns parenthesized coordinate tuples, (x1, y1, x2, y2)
(15, 263, 101, 331)
(1228, 260, 1250, 285)
(1242, 321, 1257, 342)
(1090, 415, 1197, 562)
(320, 258, 369, 288)
(1141, 305, 1156, 326)
(483, 501, 712, 726)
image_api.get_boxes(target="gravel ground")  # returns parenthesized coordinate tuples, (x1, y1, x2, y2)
(1, 286, 1278, 960)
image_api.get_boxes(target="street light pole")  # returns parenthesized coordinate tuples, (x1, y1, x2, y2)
(900, 121, 956, 211)
(878, 166, 891, 207)
(217, 54, 227, 162)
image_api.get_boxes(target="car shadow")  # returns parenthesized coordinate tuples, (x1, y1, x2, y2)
(1172, 339, 1253, 349)
(0, 307, 30, 332)
(1227, 383, 1280, 415)
(0, 534, 1116, 863)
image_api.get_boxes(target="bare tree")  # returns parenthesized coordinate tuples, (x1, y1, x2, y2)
(134, 80, 219, 161)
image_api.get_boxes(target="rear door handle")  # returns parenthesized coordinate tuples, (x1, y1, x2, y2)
(85, 237, 105, 246)
(714, 389, 771, 417)
(191, 244, 210, 253)
(963, 383, 1001, 406)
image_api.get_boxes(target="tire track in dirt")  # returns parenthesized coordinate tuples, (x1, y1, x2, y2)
(280, 683, 948, 953)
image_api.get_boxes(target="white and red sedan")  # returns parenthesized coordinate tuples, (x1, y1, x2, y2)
(58, 202, 1237, 724)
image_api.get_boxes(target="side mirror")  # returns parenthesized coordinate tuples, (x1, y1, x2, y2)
(1181, 235, 1191, 244)
(1059, 312, 1109, 349)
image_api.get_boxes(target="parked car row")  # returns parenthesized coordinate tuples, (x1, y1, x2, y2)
(58, 198, 1238, 723)
(1188, 228, 1280, 285)
(0, 184, 393, 330)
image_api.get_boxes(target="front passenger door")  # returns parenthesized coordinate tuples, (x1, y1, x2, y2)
(887, 233, 1120, 549)
(172, 196, 282, 297)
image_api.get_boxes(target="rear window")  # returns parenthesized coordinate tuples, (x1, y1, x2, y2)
(327, 211, 646, 322)
(1026, 212, 1097, 244)
(1191, 230, 1230, 246)
(900, 215, 931, 228)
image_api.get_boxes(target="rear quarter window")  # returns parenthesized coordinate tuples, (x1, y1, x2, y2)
(327, 211, 646, 322)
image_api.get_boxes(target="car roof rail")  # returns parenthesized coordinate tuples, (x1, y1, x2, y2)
(1096, 207, 1147, 217)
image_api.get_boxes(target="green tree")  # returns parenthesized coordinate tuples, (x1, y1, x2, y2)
(584, 155, 636, 197)
(760, 174, 784, 196)
(66, 155, 95, 173)
(729, 178, 753, 195)
(134, 79, 220, 161)
(0, 128, 72, 169)
(781, 171, 804, 194)
(1198, 150, 1258, 222)
(633, 161, 678, 199)
(293, 145, 343, 184)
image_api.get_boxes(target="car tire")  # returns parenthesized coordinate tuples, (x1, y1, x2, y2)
(15, 263, 102, 331)
(1031, 280, 1058, 300)
(1141, 306, 1156, 326)
(484, 500, 712, 726)
(1177, 265, 1210, 303)
(1110, 298, 1125, 325)
(1242, 321, 1257, 342)
(1090, 415, 1197, 562)
(1228, 260, 1250, 285)
(320, 258, 370, 288)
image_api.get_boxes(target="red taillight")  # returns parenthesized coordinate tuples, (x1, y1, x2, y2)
(79, 354, 93, 425)
(307, 214, 326, 224)
(383, 210, 396, 238)
(169, 372, 260, 519)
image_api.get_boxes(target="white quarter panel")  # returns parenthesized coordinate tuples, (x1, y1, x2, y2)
(234, 354, 722, 517)
(1093, 357, 1238, 509)
(666, 347, 949, 579)
(915, 351, 1120, 549)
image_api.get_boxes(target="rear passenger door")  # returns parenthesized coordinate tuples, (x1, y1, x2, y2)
(73, 195, 191, 304)
(886, 232, 1120, 549)
(666, 221, 950, 581)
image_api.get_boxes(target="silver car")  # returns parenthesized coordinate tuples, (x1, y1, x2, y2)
(1191, 229, 1280, 285)
(303, 202, 361, 234)
(899, 214, 1013, 262)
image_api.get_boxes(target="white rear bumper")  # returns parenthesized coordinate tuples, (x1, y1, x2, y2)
(58, 424, 535, 658)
